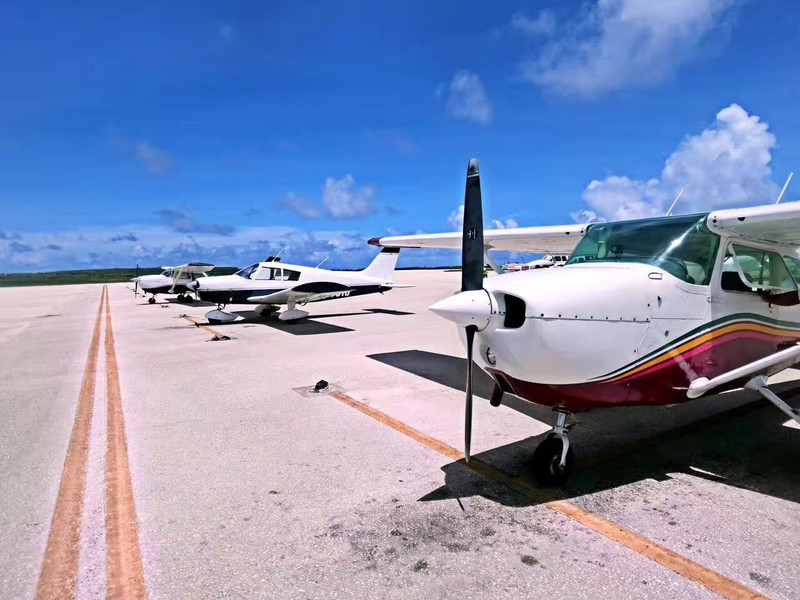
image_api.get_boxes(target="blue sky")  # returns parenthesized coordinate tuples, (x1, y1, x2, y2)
(2, 0, 800, 271)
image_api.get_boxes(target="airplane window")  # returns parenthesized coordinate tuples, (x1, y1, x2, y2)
(235, 264, 259, 279)
(783, 255, 800, 283)
(566, 214, 719, 285)
(284, 269, 300, 281)
(727, 244, 795, 292)
(253, 267, 274, 280)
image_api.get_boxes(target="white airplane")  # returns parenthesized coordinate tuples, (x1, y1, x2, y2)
(132, 262, 215, 304)
(189, 249, 406, 323)
(369, 159, 800, 485)
(502, 253, 570, 272)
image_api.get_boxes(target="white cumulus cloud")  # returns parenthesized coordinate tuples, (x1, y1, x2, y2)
(578, 104, 779, 222)
(520, 0, 738, 97)
(322, 174, 376, 218)
(440, 71, 492, 125)
(282, 174, 376, 220)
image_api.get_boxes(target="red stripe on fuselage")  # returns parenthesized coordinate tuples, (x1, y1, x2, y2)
(488, 327, 798, 411)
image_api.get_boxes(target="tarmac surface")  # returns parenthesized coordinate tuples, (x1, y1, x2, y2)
(1, 270, 799, 599)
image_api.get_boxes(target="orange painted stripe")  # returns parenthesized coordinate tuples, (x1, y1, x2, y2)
(331, 391, 767, 600)
(606, 321, 800, 383)
(36, 287, 105, 600)
(104, 288, 147, 599)
(181, 315, 229, 340)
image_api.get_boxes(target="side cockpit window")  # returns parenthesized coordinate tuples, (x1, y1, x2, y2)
(721, 244, 797, 293)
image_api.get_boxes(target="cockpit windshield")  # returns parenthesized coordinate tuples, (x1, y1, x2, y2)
(235, 263, 259, 279)
(566, 214, 719, 285)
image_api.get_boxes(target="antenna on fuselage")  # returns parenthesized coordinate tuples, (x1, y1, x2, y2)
(315, 256, 329, 268)
(665, 188, 684, 216)
(776, 172, 794, 204)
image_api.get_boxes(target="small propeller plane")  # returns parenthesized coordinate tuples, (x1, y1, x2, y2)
(189, 248, 407, 323)
(132, 262, 215, 304)
(369, 159, 800, 485)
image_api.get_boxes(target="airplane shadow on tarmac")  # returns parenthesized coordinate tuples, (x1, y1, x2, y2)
(205, 307, 414, 336)
(368, 350, 800, 508)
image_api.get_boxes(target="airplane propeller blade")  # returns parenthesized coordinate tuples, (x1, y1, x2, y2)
(465, 324, 477, 461)
(461, 158, 484, 463)
(462, 158, 484, 293)
(133, 263, 139, 296)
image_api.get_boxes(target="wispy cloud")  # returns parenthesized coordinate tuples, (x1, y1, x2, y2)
(281, 193, 323, 219)
(134, 141, 173, 175)
(110, 233, 138, 243)
(438, 71, 492, 125)
(218, 23, 236, 44)
(518, 0, 738, 97)
(574, 104, 778, 222)
(155, 207, 235, 236)
(362, 129, 416, 155)
(108, 133, 174, 176)
(10, 241, 33, 253)
(282, 174, 377, 220)
(509, 10, 557, 37)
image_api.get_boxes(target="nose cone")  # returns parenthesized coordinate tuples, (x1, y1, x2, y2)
(187, 279, 200, 290)
(429, 289, 492, 330)
(130, 277, 139, 283)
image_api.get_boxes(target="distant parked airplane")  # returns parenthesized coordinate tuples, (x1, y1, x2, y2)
(133, 262, 215, 304)
(190, 249, 408, 323)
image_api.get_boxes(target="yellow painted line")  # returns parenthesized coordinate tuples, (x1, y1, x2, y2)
(104, 288, 147, 599)
(330, 391, 767, 600)
(36, 287, 105, 600)
(180, 315, 229, 340)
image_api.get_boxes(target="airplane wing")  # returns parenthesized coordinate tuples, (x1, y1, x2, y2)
(706, 201, 800, 246)
(368, 224, 587, 254)
(162, 262, 216, 275)
(247, 282, 354, 304)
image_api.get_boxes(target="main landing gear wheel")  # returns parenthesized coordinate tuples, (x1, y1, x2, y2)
(148, 297, 156, 304)
(531, 434, 574, 486)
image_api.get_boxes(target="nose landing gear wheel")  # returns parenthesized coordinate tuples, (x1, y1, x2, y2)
(531, 434, 574, 486)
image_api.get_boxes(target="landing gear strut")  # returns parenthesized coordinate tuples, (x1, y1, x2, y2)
(531, 410, 574, 486)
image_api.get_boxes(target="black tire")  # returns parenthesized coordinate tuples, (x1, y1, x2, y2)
(531, 435, 574, 486)
(148, 297, 156, 304)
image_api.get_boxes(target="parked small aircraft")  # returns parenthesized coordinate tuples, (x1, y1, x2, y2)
(132, 262, 215, 304)
(370, 159, 800, 484)
(189, 249, 406, 323)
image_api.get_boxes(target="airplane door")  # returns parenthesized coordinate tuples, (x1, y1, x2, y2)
(712, 243, 786, 376)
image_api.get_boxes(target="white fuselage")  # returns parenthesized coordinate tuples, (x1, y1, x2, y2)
(437, 231, 800, 411)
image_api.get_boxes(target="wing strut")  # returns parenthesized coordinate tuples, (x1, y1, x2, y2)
(745, 376, 800, 425)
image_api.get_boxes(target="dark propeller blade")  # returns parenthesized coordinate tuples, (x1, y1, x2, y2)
(134, 263, 139, 296)
(462, 158, 484, 293)
(461, 158, 485, 463)
(465, 324, 477, 462)
(489, 383, 504, 407)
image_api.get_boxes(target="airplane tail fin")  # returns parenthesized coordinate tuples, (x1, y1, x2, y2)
(361, 247, 400, 282)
